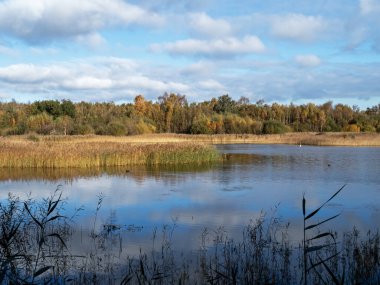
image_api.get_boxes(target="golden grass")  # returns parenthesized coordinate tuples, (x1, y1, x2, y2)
(0, 136, 220, 168)
(0, 132, 378, 169)
(86, 132, 379, 146)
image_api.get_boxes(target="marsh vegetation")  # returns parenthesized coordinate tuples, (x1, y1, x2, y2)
(0, 189, 379, 284)
(0, 136, 220, 168)
(1, 144, 379, 284)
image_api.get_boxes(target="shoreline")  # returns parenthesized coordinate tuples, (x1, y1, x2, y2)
(15, 132, 377, 146)
(2, 132, 380, 146)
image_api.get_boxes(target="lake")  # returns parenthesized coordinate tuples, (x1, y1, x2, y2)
(1, 144, 379, 254)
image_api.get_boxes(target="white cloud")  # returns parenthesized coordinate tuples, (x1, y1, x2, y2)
(270, 14, 327, 42)
(180, 61, 216, 76)
(62, 77, 113, 90)
(75, 33, 106, 49)
(294, 55, 321, 67)
(150, 35, 265, 57)
(0, 64, 70, 83)
(344, 0, 380, 51)
(0, 58, 190, 100)
(115, 76, 190, 93)
(0, 57, 379, 108)
(360, 0, 380, 15)
(197, 79, 225, 90)
(0, 0, 164, 43)
(188, 13, 232, 38)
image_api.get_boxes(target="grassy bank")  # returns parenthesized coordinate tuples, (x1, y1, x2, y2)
(116, 132, 380, 146)
(0, 136, 220, 168)
(0, 132, 378, 168)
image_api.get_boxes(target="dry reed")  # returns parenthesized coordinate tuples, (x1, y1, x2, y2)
(21, 132, 379, 146)
(146, 132, 380, 146)
(0, 136, 220, 168)
(3, 132, 379, 146)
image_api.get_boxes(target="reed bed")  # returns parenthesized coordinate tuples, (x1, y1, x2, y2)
(1, 192, 379, 284)
(0, 138, 220, 168)
(23, 132, 378, 146)
(159, 132, 380, 146)
(2, 132, 379, 147)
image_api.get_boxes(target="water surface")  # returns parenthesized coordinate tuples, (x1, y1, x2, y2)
(1, 144, 379, 252)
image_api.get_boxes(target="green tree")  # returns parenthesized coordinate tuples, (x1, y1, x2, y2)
(262, 120, 288, 134)
(190, 113, 211, 134)
(61, 100, 76, 118)
(213, 94, 236, 114)
(55, 116, 74, 135)
(27, 112, 54, 134)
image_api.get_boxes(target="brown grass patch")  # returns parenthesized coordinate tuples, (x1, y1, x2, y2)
(99, 132, 379, 146)
(0, 136, 220, 168)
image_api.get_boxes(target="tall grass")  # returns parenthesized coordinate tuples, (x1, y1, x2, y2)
(3, 132, 380, 148)
(302, 185, 346, 285)
(0, 188, 379, 284)
(92, 132, 380, 146)
(0, 137, 220, 168)
(0, 188, 74, 284)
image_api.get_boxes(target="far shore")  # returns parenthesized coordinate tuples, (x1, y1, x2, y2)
(178, 132, 380, 146)
(116, 132, 380, 146)
(1, 132, 379, 147)
(11, 132, 376, 146)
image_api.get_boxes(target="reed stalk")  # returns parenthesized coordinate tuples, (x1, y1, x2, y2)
(0, 137, 220, 168)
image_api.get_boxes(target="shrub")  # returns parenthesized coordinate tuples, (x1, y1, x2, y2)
(26, 112, 54, 134)
(191, 114, 212, 134)
(262, 120, 288, 134)
(107, 121, 126, 136)
(72, 124, 95, 135)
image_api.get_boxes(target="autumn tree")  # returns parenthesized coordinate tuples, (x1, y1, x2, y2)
(158, 93, 188, 133)
(27, 112, 54, 134)
(213, 94, 236, 114)
(134, 95, 147, 117)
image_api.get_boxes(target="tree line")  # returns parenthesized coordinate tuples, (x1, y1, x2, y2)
(0, 94, 379, 136)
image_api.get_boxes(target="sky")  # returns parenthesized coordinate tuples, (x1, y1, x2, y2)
(0, 0, 379, 109)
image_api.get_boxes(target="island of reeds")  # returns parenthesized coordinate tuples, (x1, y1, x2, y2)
(0, 136, 220, 168)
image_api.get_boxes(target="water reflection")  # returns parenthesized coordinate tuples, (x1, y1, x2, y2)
(0, 163, 216, 183)
(0, 144, 379, 252)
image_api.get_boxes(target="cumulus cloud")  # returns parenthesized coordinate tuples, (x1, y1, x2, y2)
(270, 14, 327, 42)
(130, 0, 212, 13)
(0, 64, 70, 84)
(360, 0, 380, 15)
(343, 0, 380, 51)
(75, 33, 106, 49)
(0, 57, 379, 108)
(62, 77, 113, 90)
(0, 58, 190, 101)
(188, 13, 232, 38)
(294, 55, 321, 67)
(197, 79, 225, 90)
(0, 0, 164, 43)
(150, 35, 265, 57)
(180, 61, 216, 76)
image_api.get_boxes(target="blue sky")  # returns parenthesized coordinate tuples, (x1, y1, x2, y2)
(0, 0, 379, 108)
